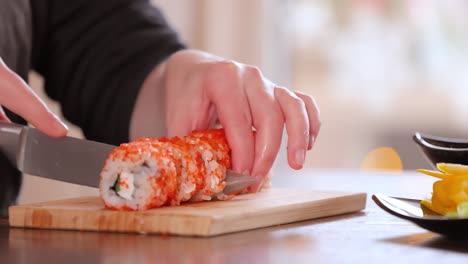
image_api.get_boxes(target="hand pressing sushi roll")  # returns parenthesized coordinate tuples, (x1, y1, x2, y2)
(99, 129, 233, 210)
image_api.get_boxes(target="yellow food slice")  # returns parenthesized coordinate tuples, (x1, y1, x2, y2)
(432, 180, 457, 214)
(415, 169, 449, 179)
(421, 199, 438, 213)
(436, 163, 468, 175)
(450, 177, 468, 204)
(417, 164, 468, 216)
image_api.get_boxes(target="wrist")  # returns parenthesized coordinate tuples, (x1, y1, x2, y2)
(129, 59, 168, 140)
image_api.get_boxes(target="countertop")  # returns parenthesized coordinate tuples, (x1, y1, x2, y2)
(1, 169, 468, 263)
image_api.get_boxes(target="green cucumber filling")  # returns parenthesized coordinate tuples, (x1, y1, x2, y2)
(110, 172, 135, 200)
(110, 174, 121, 193)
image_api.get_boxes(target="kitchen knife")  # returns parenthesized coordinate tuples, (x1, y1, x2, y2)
(0, 122, 257, 194)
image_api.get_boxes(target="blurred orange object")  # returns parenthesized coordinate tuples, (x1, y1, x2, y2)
(360, 147, 403, 172)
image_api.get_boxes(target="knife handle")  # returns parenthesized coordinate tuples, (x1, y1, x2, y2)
(0, 122, 26, 166)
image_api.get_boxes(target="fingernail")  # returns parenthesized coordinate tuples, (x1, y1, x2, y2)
(295, 149, 306, 167)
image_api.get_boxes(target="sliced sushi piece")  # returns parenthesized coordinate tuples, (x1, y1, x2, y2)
(100, 129, 234, 210)
(100, 140, 178, 210)
(157, 136, 206, 205)
(184, 130, 230, 201)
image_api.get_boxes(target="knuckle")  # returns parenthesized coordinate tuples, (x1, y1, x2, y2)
(297, 92, 321, 114)
(214, 60, 239, 76)
(290, 94, 306, 109)
(205, 61, 239, 88)
(246, 65, 262, 77)
(298, 92, 314, 104)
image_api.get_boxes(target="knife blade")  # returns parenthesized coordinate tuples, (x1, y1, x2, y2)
(0, 122, 257, 194)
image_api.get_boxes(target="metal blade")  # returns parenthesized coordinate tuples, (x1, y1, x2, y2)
(223, 170, 258, 194)
(10, 124, 258, 192)
(17, 127, 115, 188)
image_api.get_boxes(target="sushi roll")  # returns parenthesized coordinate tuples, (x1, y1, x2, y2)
(184, 129, 231, 201)
(99, 139, 179, 210)
(157, 136, 206, 205)
(99, 129, 232, 210)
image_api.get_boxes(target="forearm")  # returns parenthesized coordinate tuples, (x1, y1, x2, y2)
(130, 49, 223, 140)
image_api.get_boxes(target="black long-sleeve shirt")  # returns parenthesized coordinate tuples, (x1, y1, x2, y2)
(0, 0, 185, 215)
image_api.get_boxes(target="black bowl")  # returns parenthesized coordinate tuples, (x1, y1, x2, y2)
(413, 132, 468, 168)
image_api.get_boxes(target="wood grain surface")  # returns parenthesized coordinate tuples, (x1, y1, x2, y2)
(8, 188, 366, 236)
(3, 171, 468, 264)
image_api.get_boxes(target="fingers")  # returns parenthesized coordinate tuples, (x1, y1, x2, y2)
(274, 88, 310, 169)
(0, 62, 68, 137)
(162, 51, 320, 181)
(206, 61, 255, 175)
(244, 67, 284, 182)
(206, 62, 318, 176)
(295, 91, 321, 150)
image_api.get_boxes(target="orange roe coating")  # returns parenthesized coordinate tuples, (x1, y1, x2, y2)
(184, 129, 231, 200)
(157, 136, 206, 205)
(101, 139, 178, 210)
(101, 129, 233, 210)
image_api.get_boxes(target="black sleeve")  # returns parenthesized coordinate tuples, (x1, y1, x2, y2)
(30, 0, 185, 144)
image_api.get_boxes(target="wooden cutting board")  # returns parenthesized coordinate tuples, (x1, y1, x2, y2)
(9, 188, 366, 237)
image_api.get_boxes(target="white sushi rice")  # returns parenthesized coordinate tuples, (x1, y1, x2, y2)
(162, 142, 198, 205)
(100, 147, 173, 210)
(188, 142, 226, 202)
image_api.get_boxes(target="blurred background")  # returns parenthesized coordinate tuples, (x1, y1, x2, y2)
(21, 0, 468, 202)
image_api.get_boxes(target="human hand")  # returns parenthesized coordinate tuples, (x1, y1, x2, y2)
(132, 49, 320, 191)
(0, 58, 68, 137)
(164, 50, 320, 187)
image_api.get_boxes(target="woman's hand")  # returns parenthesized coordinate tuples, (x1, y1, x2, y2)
(132, 49, 321, 190)
(0, 58, 68, 137)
